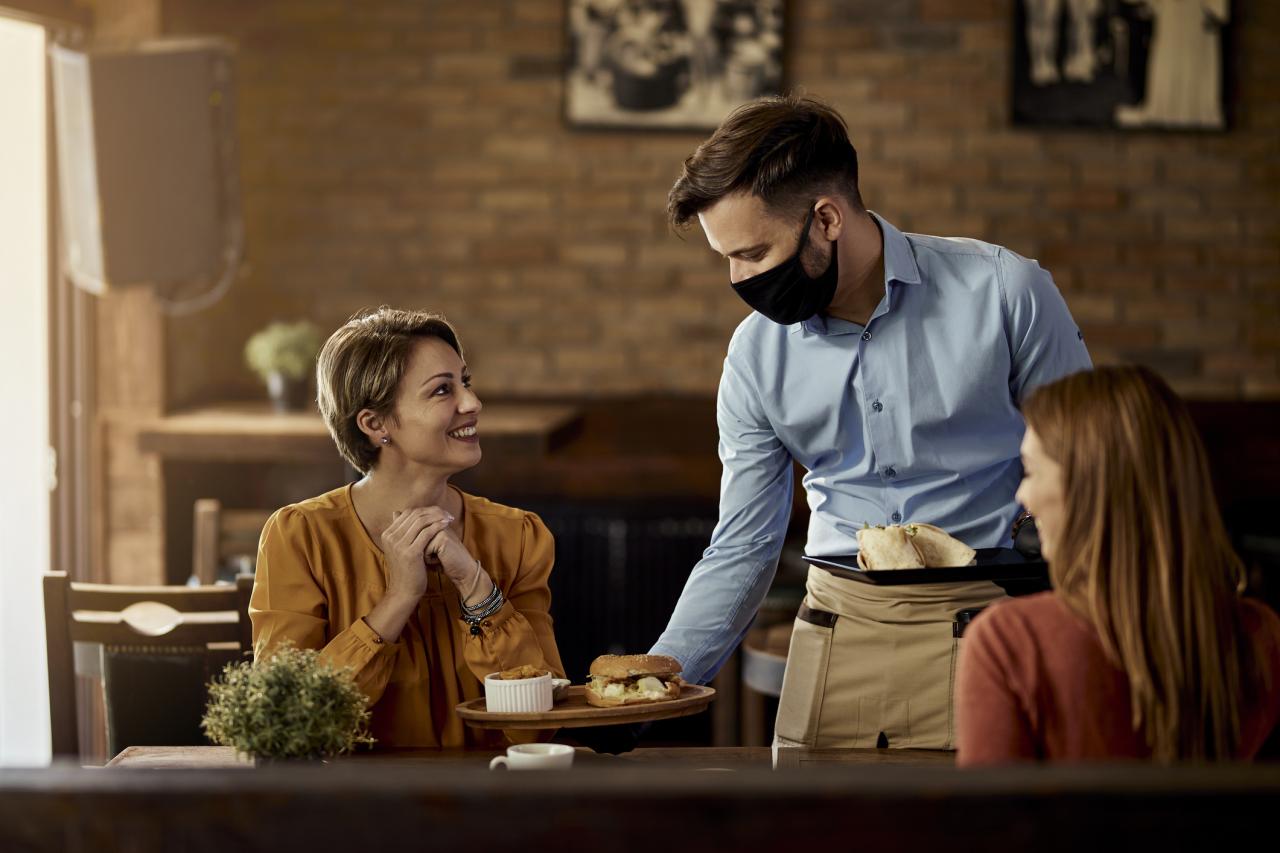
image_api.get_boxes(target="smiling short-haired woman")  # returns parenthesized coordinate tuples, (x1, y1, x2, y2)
(249, 307, 565, 749)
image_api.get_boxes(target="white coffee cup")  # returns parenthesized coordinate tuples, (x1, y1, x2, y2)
(488, 743, 575, 771)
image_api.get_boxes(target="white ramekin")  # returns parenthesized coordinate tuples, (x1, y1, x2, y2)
(483, 671, 553, 713)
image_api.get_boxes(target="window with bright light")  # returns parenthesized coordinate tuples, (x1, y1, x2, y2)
(0, 13, 52, 767)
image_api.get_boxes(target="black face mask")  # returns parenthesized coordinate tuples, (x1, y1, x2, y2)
(730, 207, 839, 325)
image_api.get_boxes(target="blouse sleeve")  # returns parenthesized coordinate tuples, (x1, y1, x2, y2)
(461, 511, 566, 682)
(955, 605, 1039, 766)
(249, 507, 401, 705)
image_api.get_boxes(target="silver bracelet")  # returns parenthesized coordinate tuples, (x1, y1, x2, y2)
(462, 588, 505, 635)
(461, 579, 501, 615)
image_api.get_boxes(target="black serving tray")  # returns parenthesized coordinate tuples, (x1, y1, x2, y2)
(803, 547, 1049, 586)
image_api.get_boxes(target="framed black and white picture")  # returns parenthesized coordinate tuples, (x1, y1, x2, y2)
(1012, 0, 1231, 130)
(565, 0, 785, 130)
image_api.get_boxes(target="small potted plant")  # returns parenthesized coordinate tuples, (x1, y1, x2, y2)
(202, 644, 374, 763)
(244, 320, 322, 413)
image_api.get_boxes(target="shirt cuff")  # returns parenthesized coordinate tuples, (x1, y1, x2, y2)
(649, 642, 704, 685)
(462, 599, 516, 638)
(354, 616, 403, 658)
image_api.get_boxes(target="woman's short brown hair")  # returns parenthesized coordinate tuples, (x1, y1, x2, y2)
(667, 93, 863, 227)
(316, 307, 463, 473)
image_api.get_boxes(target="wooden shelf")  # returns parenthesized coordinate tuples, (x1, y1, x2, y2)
(137, 401, 583, 463)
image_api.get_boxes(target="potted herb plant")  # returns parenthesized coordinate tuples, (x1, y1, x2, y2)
(244, 320, 322, 413)
(202, 644, 373, 763)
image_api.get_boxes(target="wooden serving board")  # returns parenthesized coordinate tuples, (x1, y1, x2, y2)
(456, 685, 715, 730)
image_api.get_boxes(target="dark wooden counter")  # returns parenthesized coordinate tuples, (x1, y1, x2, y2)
(104, 745, 954, 769)
(4, 757, 1279, 852)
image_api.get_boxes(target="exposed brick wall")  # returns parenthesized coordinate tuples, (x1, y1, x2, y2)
(159, 0, 1280, 402)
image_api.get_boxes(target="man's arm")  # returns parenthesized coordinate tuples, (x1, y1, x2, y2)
(999, 249, 1093, 404)
(649, 336, 794, 686)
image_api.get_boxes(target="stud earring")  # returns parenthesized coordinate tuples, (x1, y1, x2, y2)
(380, 435, 390, 445)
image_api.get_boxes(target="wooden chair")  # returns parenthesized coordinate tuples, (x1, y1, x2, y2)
(192, 499, 273, 585)
(44, 572, 256, 759)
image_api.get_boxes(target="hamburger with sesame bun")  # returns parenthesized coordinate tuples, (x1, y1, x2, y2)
(585, 654, 684, 707)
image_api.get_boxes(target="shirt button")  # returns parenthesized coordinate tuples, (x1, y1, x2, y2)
(872, 400, 883, 412)
(891, 511, 902, 523)
(861, 331, 872, 342)
(884, 467, 897, 479)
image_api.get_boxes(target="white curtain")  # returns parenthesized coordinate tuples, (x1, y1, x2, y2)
(0, 14, 52, 768)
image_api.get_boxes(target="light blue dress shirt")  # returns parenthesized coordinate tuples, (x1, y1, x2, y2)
(651, 213, 1092, 684)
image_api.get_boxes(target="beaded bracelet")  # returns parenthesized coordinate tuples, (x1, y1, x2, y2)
(461, 580, 501, 616)
(460, 560, 504, 635)
(461, 588, 505, 636)
(464, 587, 504, 619)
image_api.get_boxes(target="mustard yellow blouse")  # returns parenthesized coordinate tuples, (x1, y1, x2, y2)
(249, 483, 565, 749)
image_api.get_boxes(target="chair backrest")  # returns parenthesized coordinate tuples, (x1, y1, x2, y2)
(43, 572, 256, 758)
(192, 499, 272, 585)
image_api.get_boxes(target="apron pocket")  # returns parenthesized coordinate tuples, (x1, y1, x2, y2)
(774, 609, 836, 746)
(946, 636, 960, 749)
(854, 696, 913, 748)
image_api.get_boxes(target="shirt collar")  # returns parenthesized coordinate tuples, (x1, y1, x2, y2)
(798, 314, 863, 336)
(870, 211, 922, 287)
(797, 211, 921, 336)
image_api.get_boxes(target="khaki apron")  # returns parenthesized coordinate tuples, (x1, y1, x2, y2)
(773, 566, 1005, 751)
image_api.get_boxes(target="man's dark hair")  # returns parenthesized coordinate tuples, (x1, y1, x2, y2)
(666, 93, 864, 228)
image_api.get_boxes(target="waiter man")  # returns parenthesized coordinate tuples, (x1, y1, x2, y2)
(638, 94, 1091, 753)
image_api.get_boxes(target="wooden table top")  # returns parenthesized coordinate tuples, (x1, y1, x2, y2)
(106, 745, 954, 770)
(137, 401, 582, 462)
(13, 749, 1279, 853)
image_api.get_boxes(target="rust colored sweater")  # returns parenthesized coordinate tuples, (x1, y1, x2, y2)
(956, 591, 1280, 765)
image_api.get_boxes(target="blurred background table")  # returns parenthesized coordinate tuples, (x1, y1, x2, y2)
(138, 401, 582, 463)
(134, 400, 582, 586)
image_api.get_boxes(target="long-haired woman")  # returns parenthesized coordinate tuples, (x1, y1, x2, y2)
(956, 365, 1280, 764)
